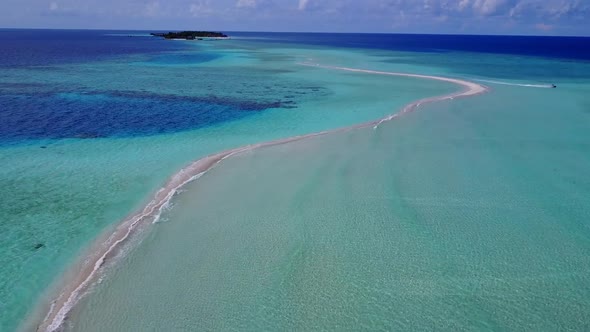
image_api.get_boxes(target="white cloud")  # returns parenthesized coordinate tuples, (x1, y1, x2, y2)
(544, 0, 590, 19)
(472, 0, 510, 16)
(15, 0, 588, 34)
(458, 0, 471, 11)
(509, 0, 590, 20)
(236, 0, 257, 8)
(189, 0, 212, 16)
(298, 0, 310, 10)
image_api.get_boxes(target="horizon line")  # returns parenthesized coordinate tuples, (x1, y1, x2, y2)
(0, 27, 588, 38)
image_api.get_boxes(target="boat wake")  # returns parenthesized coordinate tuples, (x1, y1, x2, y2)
(473, 78, 555, 88)
(35, 63, 488, 332)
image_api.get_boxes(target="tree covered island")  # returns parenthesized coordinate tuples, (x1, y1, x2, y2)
(150, 31, 228, 40)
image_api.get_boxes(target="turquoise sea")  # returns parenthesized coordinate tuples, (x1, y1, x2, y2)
(1, 31, 590, 331)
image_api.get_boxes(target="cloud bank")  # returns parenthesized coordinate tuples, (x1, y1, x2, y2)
(0, 0, 587, 35)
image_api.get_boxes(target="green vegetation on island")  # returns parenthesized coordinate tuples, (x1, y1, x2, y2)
(150, 31, 228, 40)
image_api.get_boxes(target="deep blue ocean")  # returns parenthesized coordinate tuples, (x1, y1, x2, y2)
(231, 31, 590, 60)
(0, 29, 186, 67)
(1, 29, 589, 145)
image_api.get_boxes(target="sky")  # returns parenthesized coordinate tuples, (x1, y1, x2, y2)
(1, 0, 589, 36)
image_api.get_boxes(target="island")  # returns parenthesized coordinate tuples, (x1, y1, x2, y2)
(150, 31, 228, 40)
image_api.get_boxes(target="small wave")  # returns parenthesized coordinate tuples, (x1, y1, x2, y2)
(473, 79, 554, 88)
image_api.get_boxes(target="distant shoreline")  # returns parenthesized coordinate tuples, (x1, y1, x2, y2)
(151, 31, 228, 40)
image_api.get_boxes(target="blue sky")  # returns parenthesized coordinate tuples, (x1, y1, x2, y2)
(1, 0, 589, 36)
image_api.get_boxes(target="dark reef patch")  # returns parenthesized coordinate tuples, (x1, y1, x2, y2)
(0, 90, 295, 143)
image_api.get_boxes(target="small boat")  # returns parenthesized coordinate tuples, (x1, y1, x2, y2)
(551, 84, 557, 88)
